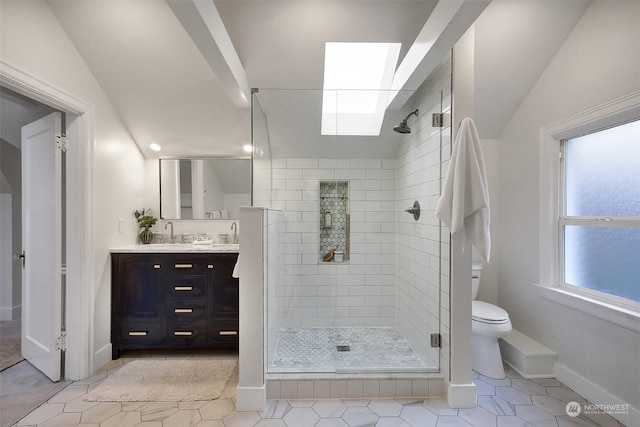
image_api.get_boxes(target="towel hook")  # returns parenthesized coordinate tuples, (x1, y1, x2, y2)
(405, 201, 420, 220)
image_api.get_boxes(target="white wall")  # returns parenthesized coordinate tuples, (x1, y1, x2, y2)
(473, 138, 499, 304)
(494, 0, 639, 414)
(0, 193, 13, 320)
(0, 141, 22, 320)
(270, 158, 397, 327)
(0, 0, 146, 373)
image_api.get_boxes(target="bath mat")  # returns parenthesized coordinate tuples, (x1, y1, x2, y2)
(85, 358, 236, 402)
(0, 337, 24, 371)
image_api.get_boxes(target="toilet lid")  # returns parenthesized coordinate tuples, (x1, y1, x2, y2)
(472, 301, 509, 322)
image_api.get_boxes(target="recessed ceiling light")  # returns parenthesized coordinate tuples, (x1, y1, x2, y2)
(243, 144, 253, 153)
(149, 143, 162, 151)
(321, 42, 400, 136)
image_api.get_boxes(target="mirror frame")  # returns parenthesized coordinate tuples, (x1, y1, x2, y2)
(159, 157, 251, 220)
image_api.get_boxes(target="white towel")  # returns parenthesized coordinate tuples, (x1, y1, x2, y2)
(435, 118, 491, 261)
(232, 255, 240, 278)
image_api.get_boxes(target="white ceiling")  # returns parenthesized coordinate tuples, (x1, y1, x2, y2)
(472, 0, 590, 138)
(214, 1, 437, 90)
(2, 1, 591, 159)
(44, 0, 488, 159)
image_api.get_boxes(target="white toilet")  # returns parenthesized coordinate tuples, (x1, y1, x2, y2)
(472, 262, 512, 379)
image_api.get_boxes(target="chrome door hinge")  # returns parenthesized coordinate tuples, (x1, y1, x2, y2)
(56, 135, 68, 151)
(13, 251, 25, 268)
(432, 113, 446, 128)
(430, 333, 441, 348)
(55, 332, 67, 351)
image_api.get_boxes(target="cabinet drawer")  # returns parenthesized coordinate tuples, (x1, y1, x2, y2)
(164, 300, 206, 322)
(165, 321, 206, 343)
(163, 256, 215, 275)
(115, 322, 163, 343)
(163, 276, 207, 299)
(208, 321, 239, 342)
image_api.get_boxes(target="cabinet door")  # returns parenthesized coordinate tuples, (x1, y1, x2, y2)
(208, 253, 239, 320)
(114, 254, 163, 322)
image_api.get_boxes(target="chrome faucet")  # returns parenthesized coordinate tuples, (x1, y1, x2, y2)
(231, 222, 238, 244)
(165, 221, 174, 244)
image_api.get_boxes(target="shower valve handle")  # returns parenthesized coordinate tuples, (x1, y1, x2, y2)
(404, 201, 421, 220)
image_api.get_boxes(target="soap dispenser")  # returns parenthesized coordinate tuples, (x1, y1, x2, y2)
(323, 211, 332, 229)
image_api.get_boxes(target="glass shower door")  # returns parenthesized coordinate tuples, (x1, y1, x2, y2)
(257, 88, 444, 374)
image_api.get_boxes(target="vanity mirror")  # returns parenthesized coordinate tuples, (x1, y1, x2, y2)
(159, 158, 251, 220)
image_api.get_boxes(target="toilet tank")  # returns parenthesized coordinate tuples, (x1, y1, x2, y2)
(472, 262, 483, 300)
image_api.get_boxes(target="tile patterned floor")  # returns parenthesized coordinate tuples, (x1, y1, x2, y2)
(270, 327, 434, 373)
(11, 351, 627, 427)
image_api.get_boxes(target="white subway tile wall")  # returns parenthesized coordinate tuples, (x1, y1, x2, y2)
(394, 57, 452, 377)
(271, 158, 397, 329)
(266, 209, 284, 370)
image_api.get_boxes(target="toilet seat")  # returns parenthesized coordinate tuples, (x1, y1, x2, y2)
(472, 301, 510, 324)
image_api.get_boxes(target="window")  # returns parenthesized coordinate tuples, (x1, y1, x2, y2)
(321, 42, 400, 136)
(560, 120, 640, 306)
(538, 92, 640, 329)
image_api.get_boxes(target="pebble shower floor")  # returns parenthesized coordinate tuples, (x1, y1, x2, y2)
(269, 327, 435, 373)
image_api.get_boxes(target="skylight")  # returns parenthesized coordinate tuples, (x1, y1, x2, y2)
(321, 42, 401, 136)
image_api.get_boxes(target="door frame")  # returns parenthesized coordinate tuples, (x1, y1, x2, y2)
(1, 60, 95, 381)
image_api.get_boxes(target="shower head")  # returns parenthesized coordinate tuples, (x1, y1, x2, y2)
(393, 109, 419, 134)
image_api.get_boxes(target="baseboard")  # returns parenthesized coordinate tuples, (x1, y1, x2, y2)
(93, 343, 113, 374)
(446, 381, 477, 408)
(555, 362, 639, 427)
(236, 385, 266, 411)
(0, 304, 20, 321)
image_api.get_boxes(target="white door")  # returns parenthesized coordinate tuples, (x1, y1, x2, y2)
(21, 112, 63, 381)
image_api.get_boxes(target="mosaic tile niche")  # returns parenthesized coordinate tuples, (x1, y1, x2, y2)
(319, 181, 349, 263)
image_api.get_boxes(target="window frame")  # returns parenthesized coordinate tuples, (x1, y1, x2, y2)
(537, 91, 640, 332)
(558, 121, 640, 310)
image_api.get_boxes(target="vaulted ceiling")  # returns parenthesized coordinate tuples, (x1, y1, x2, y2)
(44, 0, 488, 159)
(3, 1, 590, 159)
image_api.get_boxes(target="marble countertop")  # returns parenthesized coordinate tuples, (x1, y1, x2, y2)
(110, 243, 239, 253)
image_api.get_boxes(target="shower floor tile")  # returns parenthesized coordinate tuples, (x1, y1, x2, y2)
(270, 327, 433, 373)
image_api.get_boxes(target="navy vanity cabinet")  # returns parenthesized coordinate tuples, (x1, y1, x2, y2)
(111, 252, 239, 359)
(112, 253, 164, 355)
(162, 254, 212, 346)
(206, 253, 240, 342)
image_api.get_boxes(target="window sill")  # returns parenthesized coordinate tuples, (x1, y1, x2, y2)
(534, 284, 640, 333)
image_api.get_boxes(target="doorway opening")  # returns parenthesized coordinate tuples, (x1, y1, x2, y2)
(1, 63, 96, 383)
(0, 86, 71, 427)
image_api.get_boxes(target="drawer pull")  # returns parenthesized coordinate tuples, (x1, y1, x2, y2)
(153, 264, 161, 269)
(128, 331, 148, 336)
(219, 330, 238, 336)
(174, 263, 193, 269)
(208, 264, 214, 269)
(174, 286, 193, 291)
(174, 331, 193, 336)
(174, 308, 193, 313)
